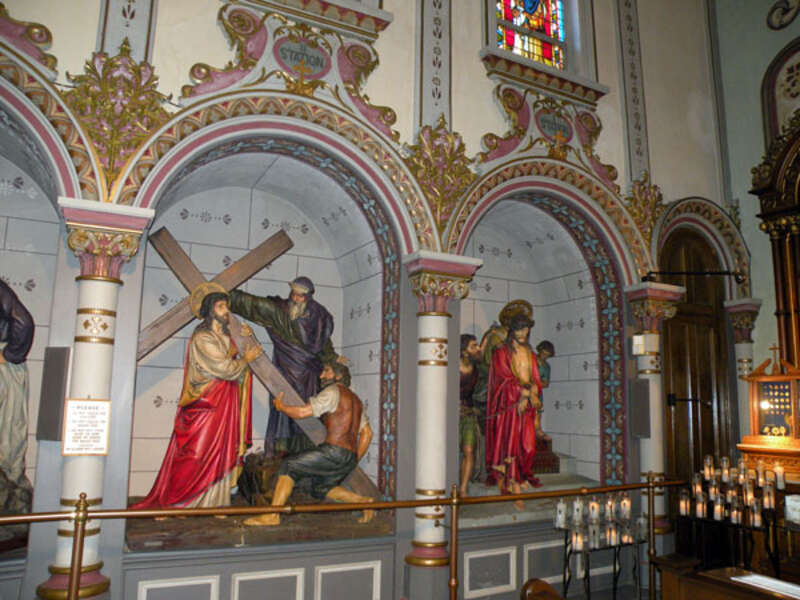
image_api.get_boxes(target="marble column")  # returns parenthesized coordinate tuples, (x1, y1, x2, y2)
(625, 282, 684, 528)
(724, 298, 762, 439)
(403, 251, 480, 569)
(37, 198, 152, 600)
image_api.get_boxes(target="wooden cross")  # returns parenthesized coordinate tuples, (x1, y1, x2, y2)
(138, 227, 377, 497)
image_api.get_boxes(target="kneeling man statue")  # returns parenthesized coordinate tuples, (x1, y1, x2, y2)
(245, 361, 374, 525)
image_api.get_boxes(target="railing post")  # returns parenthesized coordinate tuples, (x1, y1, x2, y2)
(449, 484, 459, 600)
(68, 493, 89, 600)
(648, 471, 656, 600)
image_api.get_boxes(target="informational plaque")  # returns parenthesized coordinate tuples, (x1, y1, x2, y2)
(61, 398, 111, 456)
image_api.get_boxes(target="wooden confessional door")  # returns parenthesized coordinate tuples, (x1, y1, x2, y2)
(661, 230, 734, 485)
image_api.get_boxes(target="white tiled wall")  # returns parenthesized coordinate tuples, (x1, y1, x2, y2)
(0, 156, 60, 488)
(130, 186, 382, 495)
(461, 205, 601, 482)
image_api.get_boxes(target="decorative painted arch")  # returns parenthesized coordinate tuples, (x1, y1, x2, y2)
(446, 159, 639, 484)
(0, 46, 104, 200)
(446, 158, 650, 285)
(656, 197, 751, 300)
(125, 132, 407, 501)
(111, 91, 436, 255)
(461, 189, 629, 485)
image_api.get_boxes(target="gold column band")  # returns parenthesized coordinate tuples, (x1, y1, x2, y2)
(417, 311, 452, 317)
(641, 351, 660, 356)
(638, 369, 661, 375)
(416, 488, 447, 496)
(58, 527, 100, 538)
(76, 308, 117, 317)
(411, 540, 447, 548)
(418, 360, 448, 366)
(74, 336, 114, 345)
(418, 337, 447, 344)
(76, 275, 123, 285)
(37, 579, 110, 600)
(48, 561, 104, 575)
(415, 512, 445, 520)
(405, 554, 450, 567)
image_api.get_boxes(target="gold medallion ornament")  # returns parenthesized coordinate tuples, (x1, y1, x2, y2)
(190, 282, 227, 319)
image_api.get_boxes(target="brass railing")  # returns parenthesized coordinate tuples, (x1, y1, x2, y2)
(0, 472, 681, 600)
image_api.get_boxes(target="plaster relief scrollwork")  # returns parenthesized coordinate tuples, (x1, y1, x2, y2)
(179, 7, 399, 141)
(626, 171, 665, 253)
(67, 226, 141, 279)
(182, 5, 269, 98)
(409, 271, 472, 313)
(64, 38, 171, 193)
(404, 114, 476, 236)
(0, 3, 57, 71)
(767, 0, 800, 30)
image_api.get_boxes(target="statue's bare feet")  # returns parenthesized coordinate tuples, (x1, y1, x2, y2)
(244, 513, 281, 526)
(537, 431, 552, 441)
(513, 499, 525, 511)
(357, 498, 375, 523)
(459, 485, 469, 497)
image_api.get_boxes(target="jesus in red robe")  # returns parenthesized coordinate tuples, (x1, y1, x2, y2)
(133, 285, 261, 509)
(485, 313, 543, 504)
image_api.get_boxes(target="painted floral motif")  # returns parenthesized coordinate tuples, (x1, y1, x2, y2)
(64, 38, 170, 192)
(404, 114, 476, 235)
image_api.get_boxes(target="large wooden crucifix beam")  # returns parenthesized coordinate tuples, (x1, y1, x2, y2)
(139, 227, 378, 498)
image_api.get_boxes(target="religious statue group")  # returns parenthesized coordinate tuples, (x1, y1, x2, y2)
(133, 276, 374, 525)
(459, 300, 555, 509)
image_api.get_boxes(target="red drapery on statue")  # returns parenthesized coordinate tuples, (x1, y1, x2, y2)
(485, 343, 542, 491)
(133, 371, 252, 509)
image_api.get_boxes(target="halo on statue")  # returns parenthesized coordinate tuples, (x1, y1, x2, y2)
(499, 299, 533, 327)
(189, 281, 227, 318)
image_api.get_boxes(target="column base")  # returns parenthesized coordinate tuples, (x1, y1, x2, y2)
(37, 562, 109, 600)
(405, 542, 450, 567)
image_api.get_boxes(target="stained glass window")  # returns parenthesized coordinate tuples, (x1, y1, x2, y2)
(495, 0, 565, 70)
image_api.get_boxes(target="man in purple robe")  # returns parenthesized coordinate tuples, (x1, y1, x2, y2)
(230, 277, 340, 457)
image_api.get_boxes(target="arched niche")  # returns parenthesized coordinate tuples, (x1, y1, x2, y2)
(0, 104, 63, 491)
(460, 192, 627, 485)
(129, 135, 402, 504)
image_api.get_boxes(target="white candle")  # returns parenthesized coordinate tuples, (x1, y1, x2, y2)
(606, 496, 616, 521)
(726, 487, 736, 504)
(745, 479, 755, 507)
(752, 499, 763, 528)
(731, 498, 741, 524)
(589, 523, 601, 549)
(704, 455, 714, 481)
(714, 496, 724, 521)
(692, 473, 703, 497)
(764, 482, 775, 510)
(696, 492, 707, 518)
(721, 457, 730, 483)
(620, 495, 631, 519)
(573, 498, 584, 523)
(589, 497, 600, 522)
(572, 529, 584, 552)
(555, 498, 567, 528)
(708, 477, 718, 501)
(680, 489, 690, 516)
(757, 459, 766, 488)
(776, 463, 786, 490)
(606, 522, 618, 546)
(738, 458, 747, 485)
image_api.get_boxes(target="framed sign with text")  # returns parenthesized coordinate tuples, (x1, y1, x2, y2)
(61, 398, 111, 456)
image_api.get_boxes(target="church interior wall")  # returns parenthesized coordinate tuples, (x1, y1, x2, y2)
(131, 180, 384, 495)
(711, 0, 800, 364)
(637, 0, 725, 203)
(364, 0, 415, 144)
(460, 200, 602, 482)
(0, 155, 59, 488)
